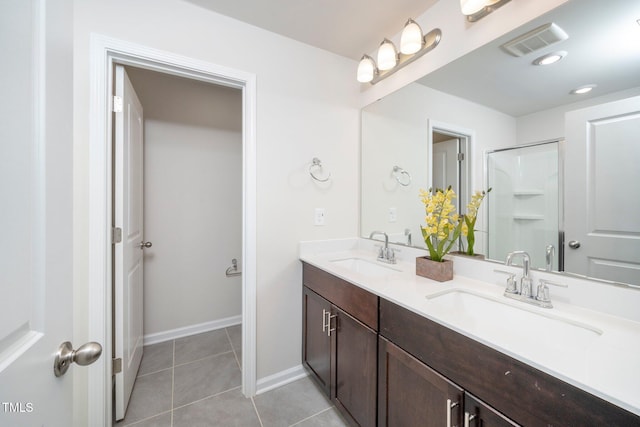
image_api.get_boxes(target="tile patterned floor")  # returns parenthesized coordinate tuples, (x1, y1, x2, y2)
(116, 326, 348, 427)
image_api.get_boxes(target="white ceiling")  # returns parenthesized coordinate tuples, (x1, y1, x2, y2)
(184, 0, 438, 59)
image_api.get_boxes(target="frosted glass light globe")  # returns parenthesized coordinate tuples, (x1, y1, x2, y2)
(377, 39, 397, 71)
(357, 55, 375, 83)
(460, 0, 487, 15)
(400, 20, 423, 54)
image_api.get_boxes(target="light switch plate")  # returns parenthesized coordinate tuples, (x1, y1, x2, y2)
(314, 208, 325, 226)
(389, 207, 397, 223)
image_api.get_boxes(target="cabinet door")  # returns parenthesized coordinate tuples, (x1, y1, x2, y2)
(302, 286, 331, 396)
(464, 393, 519, 427)
(378, 337, 463, 427)
(333, 306, 377, 427)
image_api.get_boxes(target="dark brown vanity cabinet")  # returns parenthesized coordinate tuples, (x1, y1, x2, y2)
(378, 337, 464, 427)
(378, 337, 518, 427)
(302, 262, 640, 426)
(302, 263, 378, 427)
(379, 298, 640, 427)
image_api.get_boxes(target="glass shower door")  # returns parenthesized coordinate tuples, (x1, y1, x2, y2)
(486, 141, 560, 270)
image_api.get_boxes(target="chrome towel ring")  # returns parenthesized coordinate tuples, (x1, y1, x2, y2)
(392, 166, 411, 186)
(309, 157, 331, 182)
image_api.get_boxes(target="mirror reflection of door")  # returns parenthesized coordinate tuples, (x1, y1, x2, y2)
(564, 96, 640, 285)
(432, 131, 467, 253)
(432, 132, 465, 214)
(432, 137, 459, 194)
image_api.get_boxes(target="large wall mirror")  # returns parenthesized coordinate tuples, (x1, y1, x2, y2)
(361, 0, 640, 287)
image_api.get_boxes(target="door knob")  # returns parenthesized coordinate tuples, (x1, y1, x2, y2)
(139, 241, 152, 249)
(568, 240, 581, 249)
(54, 341, 102, 377)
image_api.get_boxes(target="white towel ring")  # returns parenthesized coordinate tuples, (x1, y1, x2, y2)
(310, 158, 331, 182)
(393, 166, 411, 186)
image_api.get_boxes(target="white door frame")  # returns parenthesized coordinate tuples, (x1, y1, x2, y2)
(87, 34, 257, 426)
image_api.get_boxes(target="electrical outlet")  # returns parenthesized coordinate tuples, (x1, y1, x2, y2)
(314, 208, 325, 226)
(389, 207, 397, 223)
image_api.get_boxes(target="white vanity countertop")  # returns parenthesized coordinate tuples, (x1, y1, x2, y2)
(299, 239, 640, 417)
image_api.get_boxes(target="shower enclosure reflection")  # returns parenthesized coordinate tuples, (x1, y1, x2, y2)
(486, 141, 560, 270)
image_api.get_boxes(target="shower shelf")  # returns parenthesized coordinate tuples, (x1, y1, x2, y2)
(513, 214, 544, 220)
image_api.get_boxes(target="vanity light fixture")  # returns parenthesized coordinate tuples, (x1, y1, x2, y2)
(460, 0, 512, 22)
(533, 51, 567, 66)
(570, 84, 597, 95)
(356, 19, 441, 84)
(377, 39, 398, 70)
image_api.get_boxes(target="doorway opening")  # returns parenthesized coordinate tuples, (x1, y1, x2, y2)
(88, 36, 257, 427)
(427, 120, 472, 216)
(111, 64, 244, 421)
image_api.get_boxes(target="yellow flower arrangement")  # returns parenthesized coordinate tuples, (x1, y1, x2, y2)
(461, 188, 491, 256)
(419, 186, 463, 262)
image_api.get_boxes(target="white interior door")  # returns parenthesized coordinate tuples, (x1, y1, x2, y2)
(433, 138, 460, 193)
(114, 65, 145, 420)
(564, 96, 640, 285)
(0, 1, 84, 425)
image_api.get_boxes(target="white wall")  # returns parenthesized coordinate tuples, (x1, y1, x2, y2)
(124, 68, 243, 337)
(73, 1, 360, 423)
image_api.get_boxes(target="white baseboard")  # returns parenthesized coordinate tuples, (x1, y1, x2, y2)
(255, 364, 309, 395)
(143, 315, 242, 346)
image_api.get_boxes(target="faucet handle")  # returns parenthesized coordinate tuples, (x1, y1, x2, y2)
(535, 279, 567, 303)
(494, 269, 518, 294)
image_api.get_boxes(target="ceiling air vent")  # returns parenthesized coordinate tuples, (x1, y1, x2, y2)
(501, 23, 569, 57)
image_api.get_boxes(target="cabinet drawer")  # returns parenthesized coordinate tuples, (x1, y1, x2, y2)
(379, 298, 640, 426)
(302, 262, 378, 330)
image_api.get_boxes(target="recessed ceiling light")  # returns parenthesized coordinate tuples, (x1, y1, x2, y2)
(570, 84, 597, 95)
(533, 51, 567, 66)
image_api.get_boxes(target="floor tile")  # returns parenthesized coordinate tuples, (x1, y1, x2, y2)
(174, 330, 232, 365)
(138, 341, 174, 376)
(173, 351, 241, 407)
(294, 407, 349, 427)
(118, 412, 172, 427)
(227, 324, 242, 350)
(120, 369, 173, 425)
(253, 376, 332, 427)
(173, 388, 261, 427)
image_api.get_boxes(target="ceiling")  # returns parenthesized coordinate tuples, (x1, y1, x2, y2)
(184, 0, 640, 117)
(417, 0, 640, 116)
(184, 0, 438, 59)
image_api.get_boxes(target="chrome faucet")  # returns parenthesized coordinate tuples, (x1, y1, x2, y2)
(499, 250, 567, 308)
(505, 251, 533, 298)
(404, 228, 412, 246)
(545, 245, 555, 272)
(369, 231, 396, 264)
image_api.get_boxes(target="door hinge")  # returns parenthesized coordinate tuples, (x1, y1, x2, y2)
(112, 227, 122, 244)
(113, 358, 122, 374)
(457, 152, 465, 161)
(113, 95, 123, 113)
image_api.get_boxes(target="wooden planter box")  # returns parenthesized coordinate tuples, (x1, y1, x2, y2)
(416, 257, 453, 282)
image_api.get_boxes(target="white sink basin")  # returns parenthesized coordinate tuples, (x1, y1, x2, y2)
(425, 289, 602, 370)
(330, 257, 401, 277)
